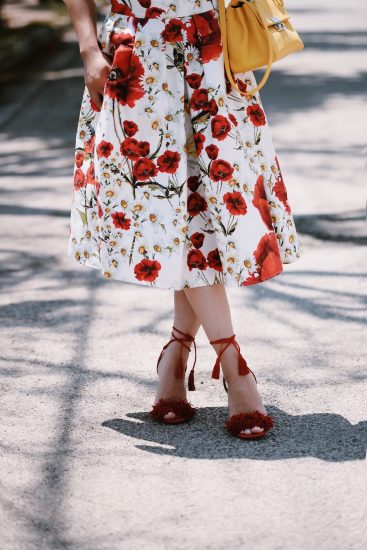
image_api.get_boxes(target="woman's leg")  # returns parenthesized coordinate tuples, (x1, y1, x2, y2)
(184, 284, 266, 433)
(153, 290, 201, 419)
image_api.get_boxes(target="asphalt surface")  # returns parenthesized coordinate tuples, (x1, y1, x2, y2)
(1, 1, 366, 549)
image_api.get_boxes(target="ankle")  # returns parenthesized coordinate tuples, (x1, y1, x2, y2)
(212, 345, 247, 383)
(211, 344, 238, 364)
(158, 339, 191, 373)
(170, 327, 196, 358)
(171, 326, 195, 344)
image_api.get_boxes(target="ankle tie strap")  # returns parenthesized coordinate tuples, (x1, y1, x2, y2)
(156, 325, 197, 391)
(209, 334, 254, 383)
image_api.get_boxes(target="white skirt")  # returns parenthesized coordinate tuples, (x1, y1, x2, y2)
(67, 0, 301, 289)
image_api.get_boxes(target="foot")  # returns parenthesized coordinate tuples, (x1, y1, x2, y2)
(219, 346, 267, 435)
(153, 328, 192, 422)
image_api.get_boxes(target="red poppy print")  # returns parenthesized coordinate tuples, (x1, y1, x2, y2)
(274, 177, 291, 213)
(137, 141, 150, 157)
(207, 249, 223, 271)
(223, 191, 247, 216)
(192, 11, 222, 63)
(228, 113, 238, 127)
(74, 168, 86, 191)
(105, 50, 145, 109)
(134, 259, 161, 282)
(247, 104, 266, 126)
(190, 232, 205, 249)
(123, 120, 139, 137)
(137, 0, 151, 8)
(145, 7, 165, 19)
(209, 159, 234, 182)
(110, 29, 136, 50)
(185, 17, 199, 47)
(161, 19, 184, 42)
(236, 77, 248, 94)
(252, 175, 273, 229)
(110, 0, 133, 16)
(75, 151, 84, 168)
(121, 137, 149, 160)
(194, 132, 206, 155)
(185, 73, 203, 89)
(211, 115, 231, 141)
(189, 88, 218, 114)
(243, 233, 282, 284)
(120, 137, 140, 160)
(96, 140, 114, 158)
(274, 157, 291, 213)
(86, 163, 97, 186)
(187, 249, 208, 271)
(109, 34, 134, 74)
(206, 99, 218, 115)
(189, 88, 209, 111)
(187, 176, 201, 192)
(90, 98, 101, 112)
(187, 192, 208, 216)
(111, 212, 131, 230)
(133, 157, 158, 180)
(84, 135, 95, 155)
(205, 144, 219, 160)
(157, 150, 181, 173)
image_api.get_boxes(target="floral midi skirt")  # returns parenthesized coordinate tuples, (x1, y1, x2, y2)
(67, 0, 301, 290)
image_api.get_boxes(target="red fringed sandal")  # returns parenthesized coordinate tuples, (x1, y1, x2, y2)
(149, 326, 197, 425)
(210, 335, 274, 440)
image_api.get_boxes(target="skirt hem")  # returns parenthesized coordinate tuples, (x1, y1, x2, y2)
(66, 254, 286, 291)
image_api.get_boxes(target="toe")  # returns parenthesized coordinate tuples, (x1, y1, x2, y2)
(164, 411, 176, 420)
(251, 426, 264, 433)
(240, 428, 252, 435)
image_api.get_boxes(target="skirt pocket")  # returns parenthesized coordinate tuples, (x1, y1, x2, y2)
(98, 14, 146, 107)
(103, 19, 136, 77)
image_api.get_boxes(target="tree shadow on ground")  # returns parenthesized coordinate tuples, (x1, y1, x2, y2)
(259, 69, 367, 122)
(0, 298, 82, 328)
(298, 30, 367, 51)
(103, 406, 367, 462)
(295, 209, 366, 245)
(244, 269, 366, 327)
(0, 203, 69, 218)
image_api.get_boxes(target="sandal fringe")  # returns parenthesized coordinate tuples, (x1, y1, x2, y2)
(209, 334, 274, 439)
(150, 326, 197, 425)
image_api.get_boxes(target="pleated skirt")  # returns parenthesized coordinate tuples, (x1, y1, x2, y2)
(67, 0, 301, 289)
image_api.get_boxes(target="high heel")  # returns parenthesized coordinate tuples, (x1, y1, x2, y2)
(210, 335, 274, 439)
(149, 326, 197, 424)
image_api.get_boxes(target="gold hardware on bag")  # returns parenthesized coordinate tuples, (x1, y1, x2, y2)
(271, 17, 286, 31)
(218, 0, 304, 97)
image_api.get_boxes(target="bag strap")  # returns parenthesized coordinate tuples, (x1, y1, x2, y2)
(218, 0, 273, 97)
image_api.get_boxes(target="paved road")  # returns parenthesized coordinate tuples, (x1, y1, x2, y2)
(1, 1, 366, 549)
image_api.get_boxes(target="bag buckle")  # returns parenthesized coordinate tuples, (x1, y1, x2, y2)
(271, 17, 286, 31)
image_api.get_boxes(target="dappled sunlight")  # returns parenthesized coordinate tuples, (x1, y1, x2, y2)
(1, 0, 366, 548)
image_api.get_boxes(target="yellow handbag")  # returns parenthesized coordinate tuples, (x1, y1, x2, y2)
(218, 0, 304, 97)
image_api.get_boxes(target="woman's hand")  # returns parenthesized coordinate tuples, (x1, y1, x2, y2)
(82, 48, 113, 109)
(63, 1, 107, 106)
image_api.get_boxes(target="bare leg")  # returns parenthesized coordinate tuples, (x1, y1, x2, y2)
(184, 284, 266, 434)
(153, 290, 201, 420)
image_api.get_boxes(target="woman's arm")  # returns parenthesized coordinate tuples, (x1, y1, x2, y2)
(64, 0, 111, 108)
